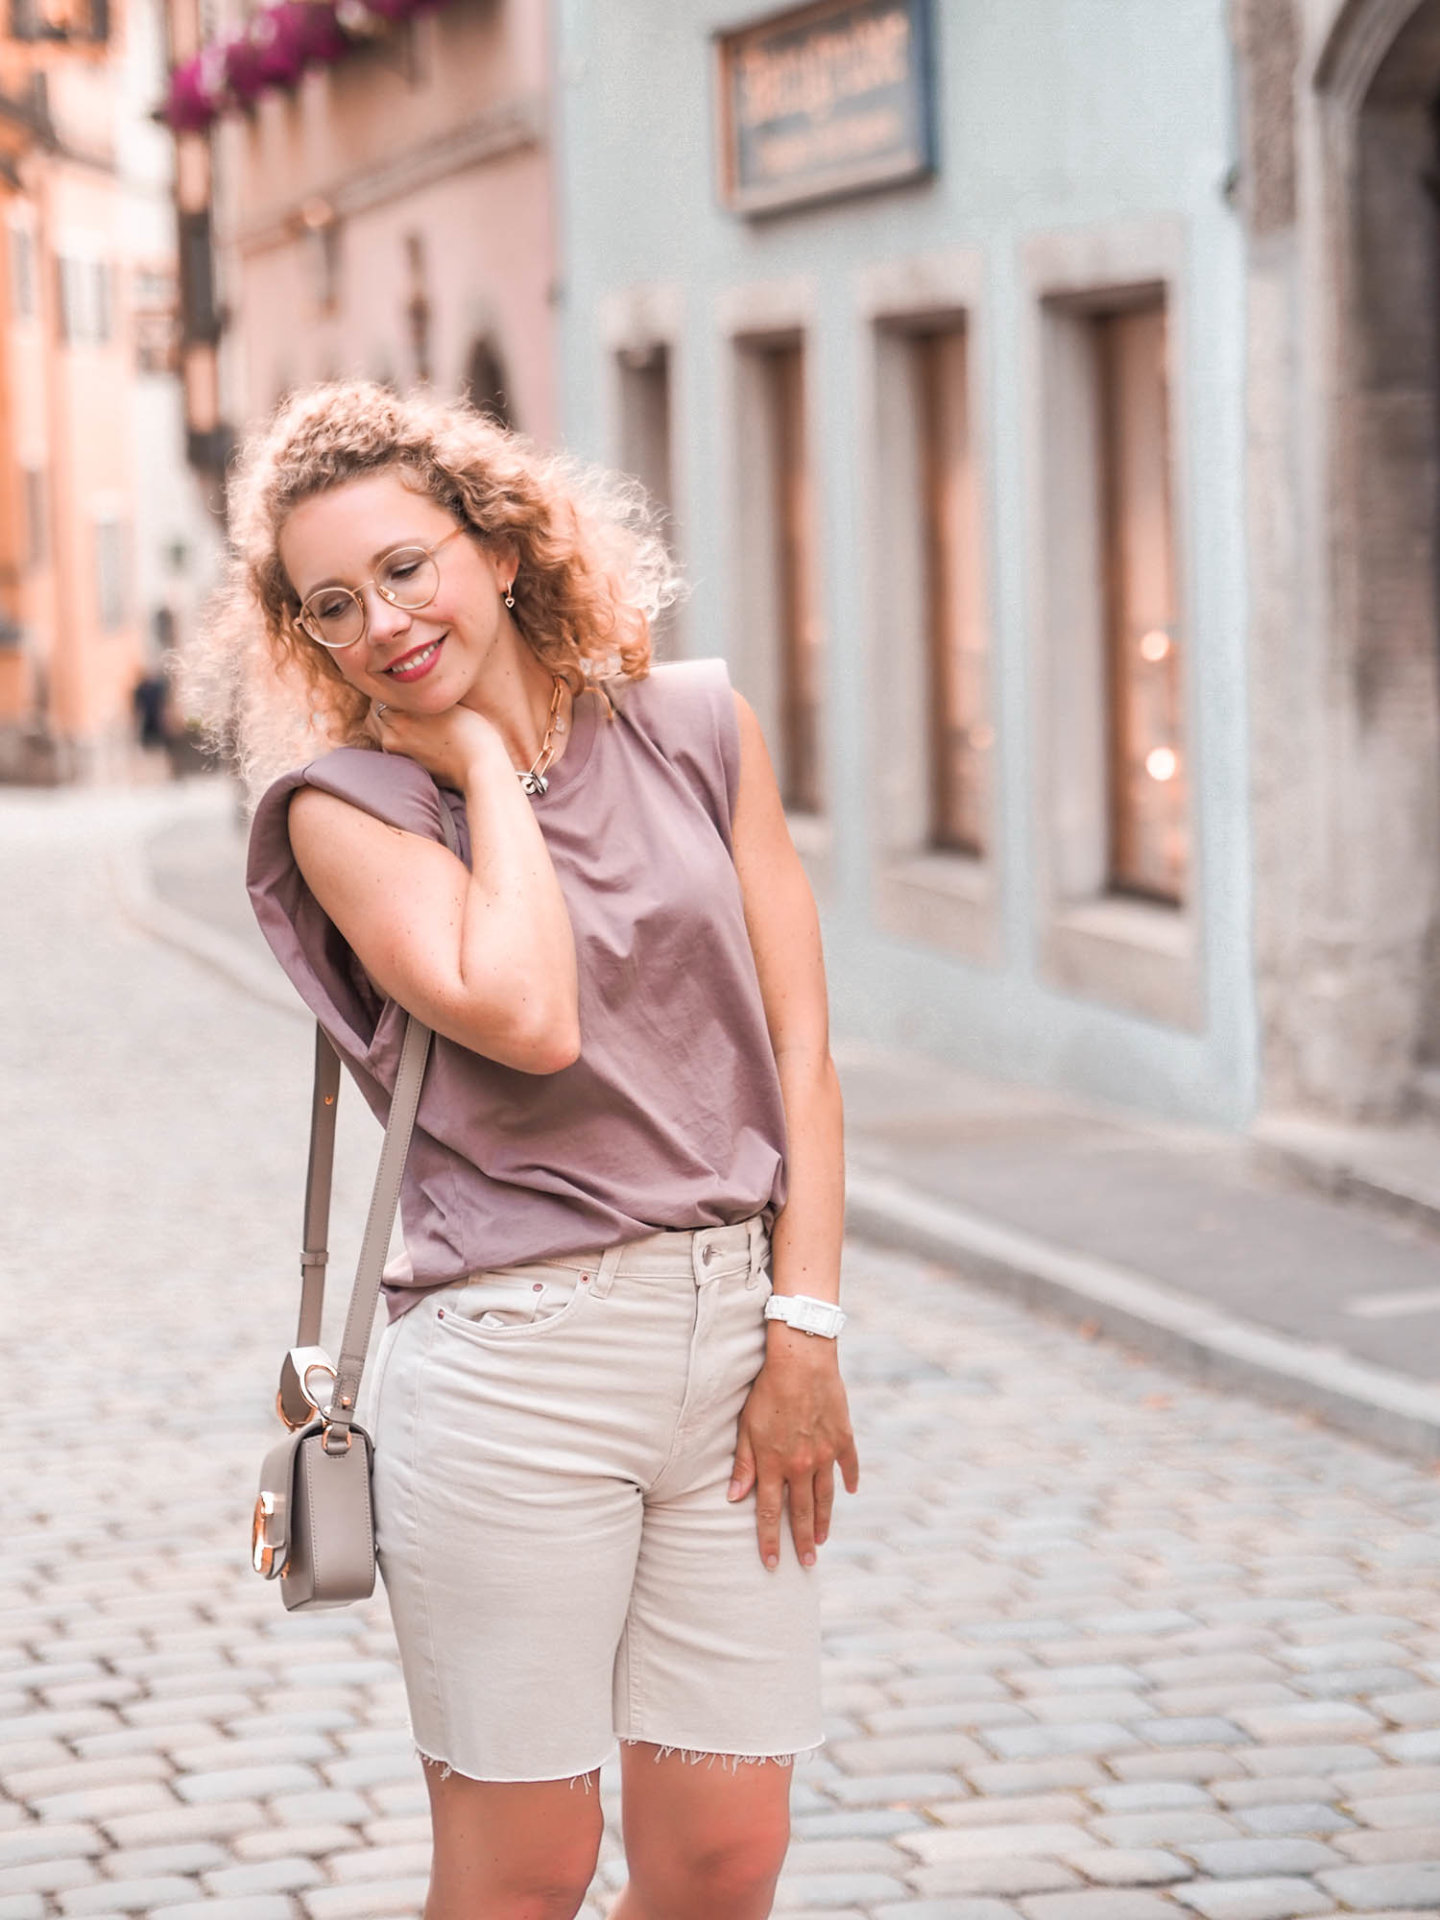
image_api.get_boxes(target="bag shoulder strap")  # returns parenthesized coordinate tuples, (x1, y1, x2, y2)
(292, 782, 462, 1432)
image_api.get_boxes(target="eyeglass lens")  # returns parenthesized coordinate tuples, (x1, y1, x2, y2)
(301, 547, 440, 648)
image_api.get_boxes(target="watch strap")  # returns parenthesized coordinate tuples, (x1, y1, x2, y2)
(763, 1293, 846, 1338)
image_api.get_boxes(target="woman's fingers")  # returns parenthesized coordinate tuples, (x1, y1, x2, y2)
(755, 1465, 785, 1572)
(813, 1463, 836, 1547)
(787, 1472, 818, 1569)
(727, 1429, 757, 1504)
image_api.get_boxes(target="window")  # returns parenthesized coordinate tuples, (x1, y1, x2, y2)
(617, 341, 677, 655)
(1095, 300, 1185, 903)
(405, 232, 430, 384)
(400, 13, 429, 86)
(94, 260, 113, 343)
(178, 210, 219, 345)
(23, 470, 45, 571)
(95, 519, 127, 631)
(464, 336, 512, 427)
(56, 256, 78, 343)
(132, 266, 179, 374)
(304, 212, 341, 318)
(9, 0, 106, 41)
(9, 225, 36, 321)
(728, 300, 827, 863)
(1029, 224, 1197, 1029)
(618, 343, 673, 515)
(913, 323, 989, 856)
(56, 255, 114, 347)
(753, 338, 821, 815)
(861, 252, 998, 963)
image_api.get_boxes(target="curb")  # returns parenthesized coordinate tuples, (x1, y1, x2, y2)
(847, 1169, 1440, 1462)
(1253, 1117, 1440, 1244)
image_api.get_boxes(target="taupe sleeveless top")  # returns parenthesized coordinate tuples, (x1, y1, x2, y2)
(247, 659, 789, 1316)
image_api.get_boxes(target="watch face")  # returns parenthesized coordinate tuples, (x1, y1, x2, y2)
(767, 1295, 842, 1336)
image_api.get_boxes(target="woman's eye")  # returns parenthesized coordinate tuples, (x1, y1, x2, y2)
(385, 559, 422, 583)
(315, 597, 351, 622)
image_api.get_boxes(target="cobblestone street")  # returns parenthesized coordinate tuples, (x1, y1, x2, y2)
(6, 785, 1440, 1920)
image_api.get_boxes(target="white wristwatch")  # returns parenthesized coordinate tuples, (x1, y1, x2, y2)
(763, 1293, 847, 1339)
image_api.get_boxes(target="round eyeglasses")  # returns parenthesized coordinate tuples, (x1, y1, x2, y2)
(295, 525, 467, 650)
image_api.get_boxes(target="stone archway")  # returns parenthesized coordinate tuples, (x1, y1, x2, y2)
(1319, 0, 1440, 1101)
(1246, 0, 1440, 1119)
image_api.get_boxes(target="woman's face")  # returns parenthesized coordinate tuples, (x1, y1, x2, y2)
(278, 469, 514, 712)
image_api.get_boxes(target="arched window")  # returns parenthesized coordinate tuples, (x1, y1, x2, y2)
(463, 336, 512, 427)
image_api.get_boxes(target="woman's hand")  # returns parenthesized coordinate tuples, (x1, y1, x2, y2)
(371, 700, 505, 792)
(729, 1334, 859, 1570)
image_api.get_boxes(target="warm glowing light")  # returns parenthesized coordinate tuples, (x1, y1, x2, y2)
(1139, 628, 1172, 663)
(1145, 747, 1179, 783)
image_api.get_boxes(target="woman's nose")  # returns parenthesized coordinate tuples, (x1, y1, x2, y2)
(364, 585, 412, 646)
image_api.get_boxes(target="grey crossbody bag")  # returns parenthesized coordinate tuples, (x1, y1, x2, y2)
(251, 791, 459, 1611)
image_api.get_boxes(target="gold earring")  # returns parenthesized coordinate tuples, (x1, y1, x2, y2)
(503, 580, 516, 609)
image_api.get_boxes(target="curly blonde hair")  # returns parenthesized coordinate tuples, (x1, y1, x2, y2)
(183, 380, 681, 800)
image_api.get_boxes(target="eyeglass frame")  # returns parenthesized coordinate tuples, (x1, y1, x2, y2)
(293, 524, 470, 650)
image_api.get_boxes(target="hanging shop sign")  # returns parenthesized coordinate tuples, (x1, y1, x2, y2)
(715, 0, 935, 216)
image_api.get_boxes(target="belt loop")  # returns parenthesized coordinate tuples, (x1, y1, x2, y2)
(591, 1242, 625, 1300)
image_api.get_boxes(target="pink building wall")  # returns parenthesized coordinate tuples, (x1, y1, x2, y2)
(214, 0, 555, 440)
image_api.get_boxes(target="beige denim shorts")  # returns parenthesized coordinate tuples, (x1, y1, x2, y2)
(364, 1215, 823, 1783)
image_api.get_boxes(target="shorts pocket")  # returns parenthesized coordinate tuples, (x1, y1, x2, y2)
(435, 1263, 594, 1344)
(360, 1312, 403, 1435)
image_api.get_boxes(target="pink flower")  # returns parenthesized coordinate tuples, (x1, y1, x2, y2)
(224, 30, 268, 103)
(163, 0, 376, 128)
(163, 51, 222, 131)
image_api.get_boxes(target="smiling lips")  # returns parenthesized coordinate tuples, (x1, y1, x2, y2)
(384, 637, 444, 682)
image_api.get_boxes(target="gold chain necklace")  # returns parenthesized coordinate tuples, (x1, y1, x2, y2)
(517, 676, 567, 796)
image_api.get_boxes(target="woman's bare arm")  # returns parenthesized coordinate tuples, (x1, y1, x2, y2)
(726, 690, 859, 1568)
(288, 706, 579, 1072)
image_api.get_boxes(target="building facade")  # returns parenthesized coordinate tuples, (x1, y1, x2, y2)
(557, 0, 1258, 1127)
(0, 0, 215, 781)
(168, 0, 555, 464)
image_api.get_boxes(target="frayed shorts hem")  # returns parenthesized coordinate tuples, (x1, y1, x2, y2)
(415, 1734, 824, 1786)
(620, 1735, 824, 1771)
(416, 1742, 619, 1788)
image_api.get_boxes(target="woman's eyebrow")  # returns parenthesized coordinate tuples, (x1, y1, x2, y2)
(367, 534, 433, 563)
(298, 536, 436, 597)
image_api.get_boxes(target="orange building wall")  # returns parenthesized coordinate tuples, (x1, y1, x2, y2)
(41, 165, 143, 750)
(0, 26, 147, 778)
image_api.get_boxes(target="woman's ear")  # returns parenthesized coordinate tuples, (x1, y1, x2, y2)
(488, 537, 519, 588)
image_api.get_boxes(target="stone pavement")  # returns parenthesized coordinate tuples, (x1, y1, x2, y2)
(6, 782, 1440, 1919)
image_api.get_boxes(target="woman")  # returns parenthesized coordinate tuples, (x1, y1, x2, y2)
(210, 381, 857, 1920)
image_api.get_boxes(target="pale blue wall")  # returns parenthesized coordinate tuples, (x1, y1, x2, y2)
(554, 0, 1256, 1129)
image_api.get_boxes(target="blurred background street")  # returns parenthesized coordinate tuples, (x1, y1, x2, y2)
(7, 0, 1440, 1914)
